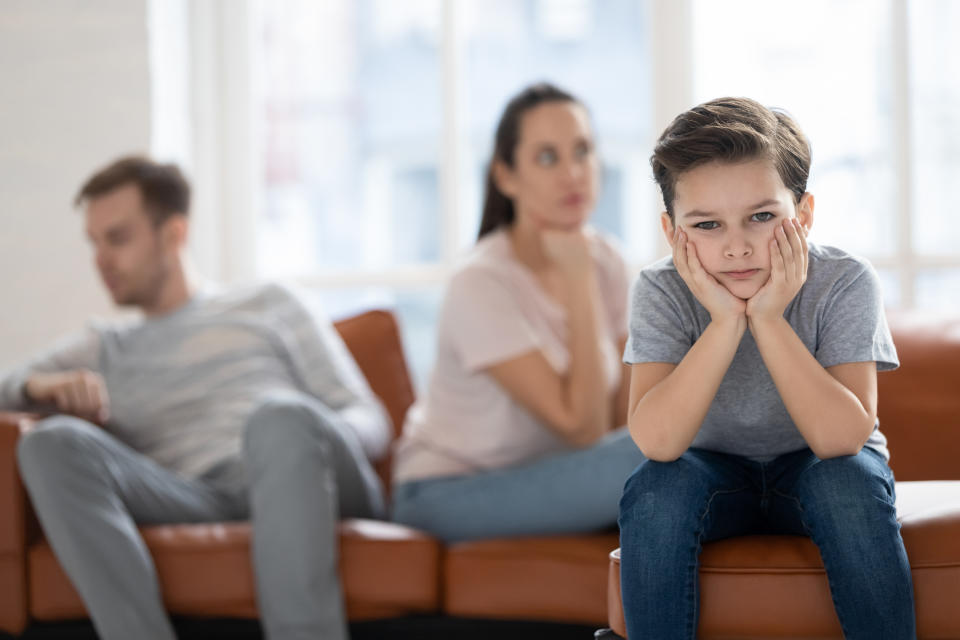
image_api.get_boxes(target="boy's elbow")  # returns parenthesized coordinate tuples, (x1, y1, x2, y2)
(808, 420, 873, 460)
(629, 427, 684, 462)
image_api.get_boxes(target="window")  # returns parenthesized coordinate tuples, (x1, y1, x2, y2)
(175, 0, 960, 387)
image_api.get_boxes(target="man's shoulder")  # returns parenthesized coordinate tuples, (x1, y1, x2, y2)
(198, 281, 307, 314)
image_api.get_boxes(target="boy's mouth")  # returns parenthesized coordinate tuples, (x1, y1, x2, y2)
(724, 269, 760, 280)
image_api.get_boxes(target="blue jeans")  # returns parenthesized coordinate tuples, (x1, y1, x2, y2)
(393, 426, 645, 543)
(618, 447, 916, 640)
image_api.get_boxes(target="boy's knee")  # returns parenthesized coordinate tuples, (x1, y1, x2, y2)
(620, 457, 708, 522)
(796, 453, 896, 525)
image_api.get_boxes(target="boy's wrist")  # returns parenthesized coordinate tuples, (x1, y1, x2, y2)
(708, 314, 748, 338)
(747, 314, 788, 336)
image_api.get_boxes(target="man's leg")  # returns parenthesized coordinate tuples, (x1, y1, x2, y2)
(772, 448, 916, 640)
(16, 415, 242, 640)
(244, 391, 384, 640)
(618, 449, 761, 640)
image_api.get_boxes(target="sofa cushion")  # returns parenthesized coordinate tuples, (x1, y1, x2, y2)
(28, 519, 441, 622)
(607, 480, 960, 639)
(444, 532, 619, 626)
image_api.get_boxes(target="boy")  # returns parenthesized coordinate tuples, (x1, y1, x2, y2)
(618, 98, 915, 639)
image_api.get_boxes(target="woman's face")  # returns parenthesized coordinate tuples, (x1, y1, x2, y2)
(495, 101, 599, 231)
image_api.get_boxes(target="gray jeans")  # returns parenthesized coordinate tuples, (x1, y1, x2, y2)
(16, 391, 384, 640)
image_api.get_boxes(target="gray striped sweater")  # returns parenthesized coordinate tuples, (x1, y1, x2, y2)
(0, 283, 391, 479)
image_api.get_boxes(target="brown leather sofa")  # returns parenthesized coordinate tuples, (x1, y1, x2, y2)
(1, 310, 957, 638)
(606, 312, 960, 639)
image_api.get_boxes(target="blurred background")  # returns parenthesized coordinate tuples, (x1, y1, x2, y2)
(1, 0, 958, 390)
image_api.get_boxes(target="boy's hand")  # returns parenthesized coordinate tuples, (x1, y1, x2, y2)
(672, 228, 747, 323)
(24, 370, 111, 425)
(747, 218, 808, 323)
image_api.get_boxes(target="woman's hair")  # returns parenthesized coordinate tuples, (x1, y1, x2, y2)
(651, 97, 811, 220)
(477, 82, 582, 240)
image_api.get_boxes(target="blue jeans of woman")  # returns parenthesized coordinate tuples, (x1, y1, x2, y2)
(618, 446, 915, 640)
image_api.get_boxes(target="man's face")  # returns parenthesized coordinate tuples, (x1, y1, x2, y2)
(666, 158, 813, 300)
(85, 183, 173, 308)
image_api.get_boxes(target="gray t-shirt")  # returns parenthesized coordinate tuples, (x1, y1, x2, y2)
(624, 243, 898, 461)
(0, 283, 391, 479)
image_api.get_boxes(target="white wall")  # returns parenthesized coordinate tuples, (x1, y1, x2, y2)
(0, 0, 152, 368)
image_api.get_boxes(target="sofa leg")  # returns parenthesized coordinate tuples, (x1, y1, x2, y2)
(594, 629, 625, 639)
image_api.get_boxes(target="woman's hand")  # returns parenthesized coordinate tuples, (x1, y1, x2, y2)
(747, 218, 808, 323)
(540, 228, 592, 276)
(672, 227, 746, 323)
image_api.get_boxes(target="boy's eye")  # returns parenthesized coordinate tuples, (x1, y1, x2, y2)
(574, 142, 591, 160)
(535, 148, 558, 166)
(752, 211, 775, 222)
(693, 221, 719, 230)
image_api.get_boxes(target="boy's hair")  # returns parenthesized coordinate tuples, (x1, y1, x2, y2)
(652, 97, 811, 219)
(74, 155, 190, 226)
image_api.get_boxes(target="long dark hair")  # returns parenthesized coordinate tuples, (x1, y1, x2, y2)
(477, 82, 581, 240)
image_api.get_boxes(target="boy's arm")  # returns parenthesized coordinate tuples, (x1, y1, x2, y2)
(748, 219, 876, 458)
(750, 319, 876, 457)
(627, 228, 747, 461)
(628, 317, 745, 461)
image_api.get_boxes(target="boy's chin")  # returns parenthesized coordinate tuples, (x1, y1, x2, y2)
(721, 281, 762, 301)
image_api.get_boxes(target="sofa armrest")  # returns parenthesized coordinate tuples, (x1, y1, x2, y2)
(0, 411, 36, 634)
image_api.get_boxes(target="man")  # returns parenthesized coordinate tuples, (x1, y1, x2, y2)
(0, 156, 391, 640)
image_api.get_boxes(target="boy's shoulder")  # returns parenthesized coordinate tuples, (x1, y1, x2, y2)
(806, 242, 875, 287)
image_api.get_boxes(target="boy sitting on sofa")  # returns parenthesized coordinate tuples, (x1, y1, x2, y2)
(0, 155, 390, 640)
(618, 97, 915, 639)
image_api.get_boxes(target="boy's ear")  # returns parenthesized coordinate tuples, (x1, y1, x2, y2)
(492, 161, 517, 199)
(660, 211, 676, 247)
(797, 193, 815, 232)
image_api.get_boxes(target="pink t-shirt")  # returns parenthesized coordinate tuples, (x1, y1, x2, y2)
(393, 227, 630, 483)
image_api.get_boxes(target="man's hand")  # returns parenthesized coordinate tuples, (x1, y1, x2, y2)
(672, 228, 747, 323)
(24, 370, 111, 424)
(747, 218, 809, 323)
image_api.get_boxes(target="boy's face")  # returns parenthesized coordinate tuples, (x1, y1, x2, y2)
(663, 158, 814, 300)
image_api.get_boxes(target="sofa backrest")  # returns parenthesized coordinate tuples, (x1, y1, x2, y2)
(333, 308, 960, 484)
(879, 312, 960, 481)
(334, 309, 416, 488)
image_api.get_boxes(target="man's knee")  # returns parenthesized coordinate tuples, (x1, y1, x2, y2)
(244, 392, 335, 456)
(17, 416, 97, 468)
(16, 416, 102, 488)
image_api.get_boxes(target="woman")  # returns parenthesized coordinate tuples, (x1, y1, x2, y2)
(392, 83, 644, 542)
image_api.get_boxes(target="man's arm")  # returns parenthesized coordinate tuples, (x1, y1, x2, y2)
(271, 285, 392, 460)
(0, 328, 104, 420)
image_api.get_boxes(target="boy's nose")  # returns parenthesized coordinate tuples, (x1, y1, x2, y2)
(724, 239, 753, 258)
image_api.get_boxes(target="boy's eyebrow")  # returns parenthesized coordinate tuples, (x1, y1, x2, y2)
(680, 199, 782, 219)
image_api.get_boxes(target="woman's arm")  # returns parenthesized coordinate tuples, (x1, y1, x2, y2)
(486, 266, 610, 448)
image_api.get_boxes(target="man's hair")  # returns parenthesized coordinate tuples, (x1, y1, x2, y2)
(74, 155, 190, 226)
(652, 97, 811, 219)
